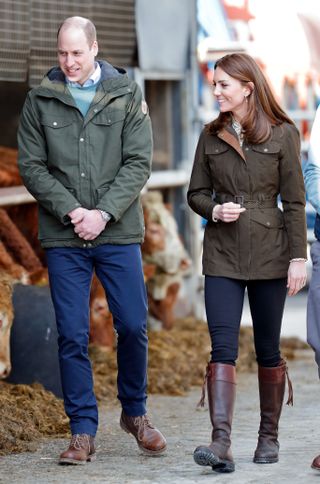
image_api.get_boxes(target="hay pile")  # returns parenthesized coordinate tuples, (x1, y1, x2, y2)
(90, 345, 118, 401)
(91, 317, 213, 401)
(147, 318, 258, 394)
(0, 382, 69, 456)
(90, 317, 211, 401)
(91, 318, 308, 401)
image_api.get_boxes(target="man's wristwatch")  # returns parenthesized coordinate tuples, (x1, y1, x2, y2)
(98, 209, 111, 223)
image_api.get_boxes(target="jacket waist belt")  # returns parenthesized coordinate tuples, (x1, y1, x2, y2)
(214, 194, 277, 209)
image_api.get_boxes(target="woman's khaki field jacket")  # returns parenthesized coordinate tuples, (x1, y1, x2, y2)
(187, 123, 307, 280)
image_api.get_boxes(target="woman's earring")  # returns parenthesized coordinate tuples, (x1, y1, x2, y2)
(244, 94, 248, 103)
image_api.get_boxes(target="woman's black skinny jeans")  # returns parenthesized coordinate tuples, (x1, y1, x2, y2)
(204, 276, 287, 367)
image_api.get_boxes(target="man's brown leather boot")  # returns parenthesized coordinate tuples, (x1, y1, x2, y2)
(59, 434, 96, 465)
(120, 411, 167, 455)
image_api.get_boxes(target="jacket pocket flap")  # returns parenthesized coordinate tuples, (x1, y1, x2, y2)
(97, 185, 110, 196)
(92, 110, 126, 126)
(205, 142, 229, 155)
(251, 142, 280, 154)
(41, 115, 73, 128)
(250, 212, 283, 228)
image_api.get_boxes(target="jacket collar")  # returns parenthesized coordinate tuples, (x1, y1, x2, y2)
(43, 59, 124, 83)
(37, 60, 130, 101)
(217, 125, 246, 161)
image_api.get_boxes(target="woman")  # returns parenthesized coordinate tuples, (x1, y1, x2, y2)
(187, 53, 307, 474)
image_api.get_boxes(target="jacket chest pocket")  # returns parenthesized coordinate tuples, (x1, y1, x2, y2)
(40, 115, 78, 166)
(90, 110, 126, 150)
(205, 143, 239, 183)
(250, 141, 281, 186)
(91, 110, 126, 128)
(251, 142, 280, 162)
(205, 143, 230, 171)
(41, 115, 75, 134)
(205, 142, 230, 157)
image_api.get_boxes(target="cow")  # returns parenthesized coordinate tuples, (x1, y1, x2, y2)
(142, 191, 192, 330)
(89, 274, 115, 348)
(0, 274, 13, 378)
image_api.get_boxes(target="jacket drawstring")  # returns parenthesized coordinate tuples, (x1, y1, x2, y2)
(285, 364, 293, 406)
(197, 363, 211, 408)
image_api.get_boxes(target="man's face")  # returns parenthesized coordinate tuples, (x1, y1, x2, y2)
(57, 27, 98, 85)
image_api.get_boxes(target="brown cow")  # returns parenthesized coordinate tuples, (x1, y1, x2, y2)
(0, 241, 28, 283)
(0, 274, 13, 378)
(142, 191, 192, 330)
(89, 274, 115, 348)
(0, 146, 22, 187)
(0, 208, 43, 274)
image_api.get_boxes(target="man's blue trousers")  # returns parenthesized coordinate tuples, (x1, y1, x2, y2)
(46, 243, 148, 436)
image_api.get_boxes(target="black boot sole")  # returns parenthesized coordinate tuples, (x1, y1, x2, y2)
(253, 457, 278, 464)
(193, 446, 235, 473)
(213, 460, 235, 473)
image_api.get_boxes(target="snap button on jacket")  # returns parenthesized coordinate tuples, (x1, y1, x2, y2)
(187, 123, 307, 280)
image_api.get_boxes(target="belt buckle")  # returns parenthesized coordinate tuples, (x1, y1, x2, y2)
(234, 195, 244, 207)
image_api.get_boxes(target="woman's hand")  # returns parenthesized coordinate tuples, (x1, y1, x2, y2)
(213, 202, 246, 223)
(287, 260, 307, 296)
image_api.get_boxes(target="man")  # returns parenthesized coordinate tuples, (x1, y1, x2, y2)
(304, 105, 320, 471)
(18, 16, 166, 464)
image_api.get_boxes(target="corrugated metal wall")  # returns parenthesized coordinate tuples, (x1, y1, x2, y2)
(29, 1, 92, 86)
(0, 0, 136, 86)
(0, 0, 29, 82)
(92, 1, 136, 67)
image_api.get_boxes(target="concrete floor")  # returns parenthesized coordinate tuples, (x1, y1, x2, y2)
(0, 350, 319, 484)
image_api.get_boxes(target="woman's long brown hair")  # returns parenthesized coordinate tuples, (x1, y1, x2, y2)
(207, 53, 294, 144)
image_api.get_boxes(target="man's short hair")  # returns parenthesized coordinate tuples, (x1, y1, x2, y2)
(57, 16, 97, 46)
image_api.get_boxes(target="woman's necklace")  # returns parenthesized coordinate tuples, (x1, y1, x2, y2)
(231, 117, 244, 147)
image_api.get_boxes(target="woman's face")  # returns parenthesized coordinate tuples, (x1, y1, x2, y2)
(213, 66, 249, 121)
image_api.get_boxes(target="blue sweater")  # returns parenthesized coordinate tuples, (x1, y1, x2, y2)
(68, 83, 98, 117)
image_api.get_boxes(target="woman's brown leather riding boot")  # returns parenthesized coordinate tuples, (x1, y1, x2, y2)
(253, 359, 293, 464)
(193, 362, 236, 473)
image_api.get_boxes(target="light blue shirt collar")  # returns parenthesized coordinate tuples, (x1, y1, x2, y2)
(67, 62, 101, 88)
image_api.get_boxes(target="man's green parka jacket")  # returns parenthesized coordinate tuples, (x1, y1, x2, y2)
(18, 61, 152, 248)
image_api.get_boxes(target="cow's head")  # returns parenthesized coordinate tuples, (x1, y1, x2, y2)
(0, 275, 13, 378)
